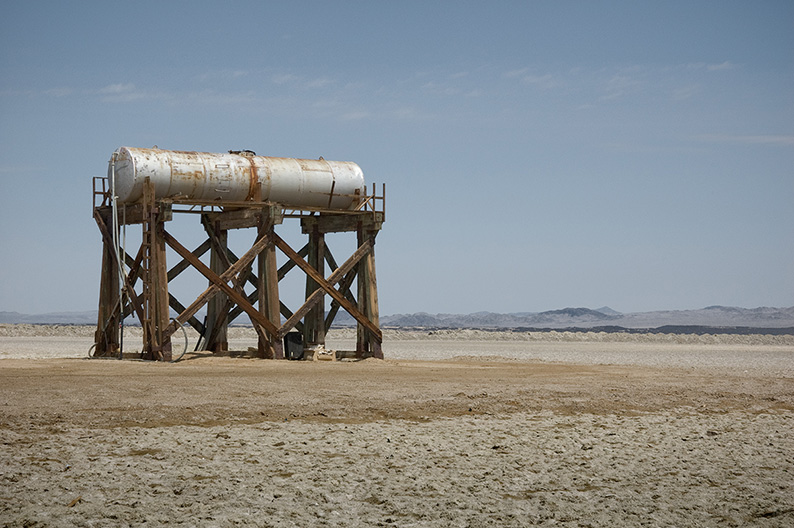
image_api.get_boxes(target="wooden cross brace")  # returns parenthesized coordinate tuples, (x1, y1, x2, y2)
(270, 232, 381, 341)
(161, 229, 278, 340)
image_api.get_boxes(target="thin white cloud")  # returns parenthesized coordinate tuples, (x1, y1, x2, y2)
(520, 73, 560, 90)
(686, 61, 738, 72)
(183, 90, 258, 106)
(504, 68, 528, 79)
(390, 106, 428, 120)
(600, 73, 644, 100)
(271, 73, 298, 85)
(305, 77, 334, 89)
(270, 74, 335, 90)
(706, 61, 737, 71)
(504, 67, 562, 90)
(672, 84, 701, 100)
(422, 81, 460, 96)
(195, 69, 251, 82)
(98, 83, 136, 95)
(44, 87, 72, 97)
(96, 83, 148, 102)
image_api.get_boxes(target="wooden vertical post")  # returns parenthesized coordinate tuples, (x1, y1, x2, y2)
(258, 208, 283, 359)
(206, 219, 229, 353)
(141, 178, 171, 361)
(303, 224, 326, 350)
(152, 217, 172, 361)
(94, 209, 120, 357)
(356, 224, 383, 359)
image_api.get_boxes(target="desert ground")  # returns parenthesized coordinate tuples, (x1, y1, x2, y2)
(1, 325, 793, 527)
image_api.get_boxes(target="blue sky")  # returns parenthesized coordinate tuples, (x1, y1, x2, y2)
(1, 1, 792, 315)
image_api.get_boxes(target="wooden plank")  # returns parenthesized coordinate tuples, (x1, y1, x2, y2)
(325, 267, 358, 333)
(211, 209, 262, 230)
(278, 244, 309, 281)
(205, 219, 229, 352)
(355, 228, 383, 358)
(93, 208, 120, 357)
(112, 203, 172, 225)
(219, 246, 260, 290)
(162, 230, 279, 339)
(273, 233, 380, 339)
(168, 294, 205, 334)
(124, 247, 144, 286)
(280, 302, 303, 333)
(122, 279, 145, 325)
(227, 290, 259, 323)
(258, 214, 283, 359)
(207, 258, 252, 352)
(279, 242, 369, 335)
(303, 229, 325, 346)
(149, 189, 172, 361)
(362, 239, 382, 358)
(167, 239, 211, 282)
(301, 212, 384, 234)
(301, 214, 360, 234)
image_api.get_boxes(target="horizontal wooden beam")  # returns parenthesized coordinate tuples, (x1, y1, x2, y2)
(96, 204, 173, 225)
(203, 207, 283, 230)
(301, 212, 384, 234)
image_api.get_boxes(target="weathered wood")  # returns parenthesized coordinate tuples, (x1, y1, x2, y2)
(95, 181, 383, 361)
(357, 227, 382, 358)
(325, 267, 358, 333)
(208, 259, 251, 351)
(272, 233, 380, 339)
(167, 239, 211, 282)
(161, 230, 279, 339)
(323, 245, 358, 332)
(301, 212, 384, 234)
(258, 213, 283, 359)
(278, 302, 304, 334)
(279, 244, 367, 336)
(168, 294, 205, 334)
(362, 240, 382, 358)
(207, 208, 260, 230)
(104, 203, 172, 225)
(204, 217, 229, 353)
(227, 290, 258, 323)
(141, 179, 172, 361)
(278, 244, 309, 280)
(122, 279, 145, 326)
(303, 227, 325, 347)
(94, 208, 120, 357)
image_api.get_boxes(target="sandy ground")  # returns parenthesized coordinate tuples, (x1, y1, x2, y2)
(1, 326, 793, 527)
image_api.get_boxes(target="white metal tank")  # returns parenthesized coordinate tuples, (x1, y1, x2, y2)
(109, 147, 366, 210)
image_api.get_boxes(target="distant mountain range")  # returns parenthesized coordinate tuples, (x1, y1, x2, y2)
(3, 306, 793, 333)
(0, 311, 99, 325)
(375, 306, 794, 331)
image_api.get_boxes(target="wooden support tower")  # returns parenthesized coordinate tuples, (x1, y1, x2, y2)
(92, 177, 385, 361)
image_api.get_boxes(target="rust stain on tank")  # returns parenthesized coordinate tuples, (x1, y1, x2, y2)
(245, 155, 258, 201)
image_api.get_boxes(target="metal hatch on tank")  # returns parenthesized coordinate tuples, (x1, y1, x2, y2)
(109, 146, 366, 210)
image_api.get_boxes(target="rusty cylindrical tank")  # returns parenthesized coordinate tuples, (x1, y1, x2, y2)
(109, 147, 366, 210)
